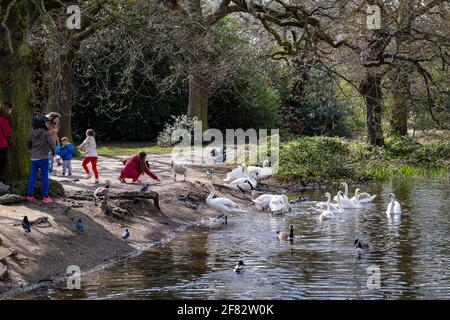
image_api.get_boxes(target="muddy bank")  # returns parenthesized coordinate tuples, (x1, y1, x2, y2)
(0, 152, 260, 298)
(0, 182, 227, 298)
(0, 151, 308, 298)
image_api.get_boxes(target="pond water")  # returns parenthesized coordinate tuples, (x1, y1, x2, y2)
(16, 178, 450, 300)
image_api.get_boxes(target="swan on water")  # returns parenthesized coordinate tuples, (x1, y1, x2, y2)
(386, 192, 402, 215)
(319, 192, 336, 221)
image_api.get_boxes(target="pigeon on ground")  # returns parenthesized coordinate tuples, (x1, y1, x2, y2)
(206, 169, 213, 180)
(21, 216, 31, 236)
(75, 219, 84, 233)
(139, 184, 150, 193)
(122, 228, 130, 240)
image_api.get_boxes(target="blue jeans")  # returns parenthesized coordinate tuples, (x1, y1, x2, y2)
(48, 153, 54, 173)
(27, 159, 49, 197)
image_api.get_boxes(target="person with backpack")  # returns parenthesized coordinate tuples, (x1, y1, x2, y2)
(0, 102, 13, 190)
(26, 114, 55, 202)
(57, 137, 75, 176)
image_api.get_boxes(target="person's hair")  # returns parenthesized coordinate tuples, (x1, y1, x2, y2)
(0, 102, 13, 117)
(86, 129, 95, 137)
(61, 137, 69, 142)
(47, 112, 60, 124)
(138, 151, 147, 174)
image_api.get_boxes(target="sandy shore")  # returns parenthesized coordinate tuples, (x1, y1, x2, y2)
(0, 152, 254, 298)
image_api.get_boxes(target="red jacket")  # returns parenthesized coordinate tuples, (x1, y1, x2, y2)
(120, 155, 158, 181)
(0, 116, 11, 148)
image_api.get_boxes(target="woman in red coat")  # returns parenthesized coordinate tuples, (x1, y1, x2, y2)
(0, 102, 13, 189)
(118, 151, 160, 183)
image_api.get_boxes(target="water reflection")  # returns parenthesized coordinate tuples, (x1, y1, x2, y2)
(16, 178, 450, 300)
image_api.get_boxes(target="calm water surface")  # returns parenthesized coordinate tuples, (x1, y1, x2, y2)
(17, 178, 450, 299)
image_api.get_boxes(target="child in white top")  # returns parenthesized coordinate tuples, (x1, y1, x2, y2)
(78, 129, 99, 183)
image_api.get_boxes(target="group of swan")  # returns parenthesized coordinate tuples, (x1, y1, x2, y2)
(316, 182, 402, 221)
(332, 182, 377, 208)
(223, 160, 272, 183)
(223, 166, 258, 197)
(316, 182, 376, 213)
(252, 193, 291, 215)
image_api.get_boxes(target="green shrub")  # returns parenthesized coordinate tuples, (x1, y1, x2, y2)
(271, 136, 449, 184)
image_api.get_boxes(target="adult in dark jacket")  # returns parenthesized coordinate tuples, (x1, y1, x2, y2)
(26, 118, 56, 202)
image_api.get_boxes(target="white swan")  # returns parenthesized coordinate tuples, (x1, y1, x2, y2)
(248, 160, 272, 182)
(319, 192, 335, 221)
(386, 192, 402, 215)
(350, 188, 376, 204)
(269, 195, 291, 215)
(210, 147, 226, 163)
(333, 182, 361, 209)
(252, 194, 291, 213)
(316, 191, 344, 213)
(252, 194, 274, 211)
(224, 167, 258, 197)
(223, 164, 258, 182)
(203, 182, 245, 215)
(171, 157, 188, 181)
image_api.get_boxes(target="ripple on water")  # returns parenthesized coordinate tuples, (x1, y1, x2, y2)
(15, 178, 450, 300)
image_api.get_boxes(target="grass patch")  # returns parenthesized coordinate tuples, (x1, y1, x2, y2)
(96, 142, 172, 156)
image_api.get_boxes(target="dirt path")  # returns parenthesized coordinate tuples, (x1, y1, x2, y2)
(0, 151, 257, 297)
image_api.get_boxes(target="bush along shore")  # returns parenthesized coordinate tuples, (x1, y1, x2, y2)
(271, 136, 450, 185)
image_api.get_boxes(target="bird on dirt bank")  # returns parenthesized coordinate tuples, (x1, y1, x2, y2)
(75, 219, 84, 233)
(171, 158, 188, 182)
(206, 169, 213, 180)
(139, 184, 150, 193)
(94, 184, 110, 206)
(122, 228, 130, 240)
(21, 216, 31, 236)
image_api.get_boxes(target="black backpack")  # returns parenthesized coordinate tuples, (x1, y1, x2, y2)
(32, 114, 50, 130)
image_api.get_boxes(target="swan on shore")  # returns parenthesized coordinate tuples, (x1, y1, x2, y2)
(224, 167, 258, 198)
(203, 182, 246, 215)
(171, 156, 188, 181)
(248, 160, 272, 182)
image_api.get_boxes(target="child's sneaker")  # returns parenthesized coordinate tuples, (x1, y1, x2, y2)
(85, 174, 92, 180)
(42, 196, 53, 203)
(26, 196, 36, 202)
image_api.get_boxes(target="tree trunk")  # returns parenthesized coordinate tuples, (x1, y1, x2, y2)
(390, 0, 411, 137)
(187, 75, 209, 131)
(390, 66, 410, 136)
(360, 74, 384, 146)
(47, 47, 77, 141)
(0, 2, 38, 182)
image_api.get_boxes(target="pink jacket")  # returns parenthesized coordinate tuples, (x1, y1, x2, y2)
(0, 116, 11, 148)
(120, 155, 158, 180)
